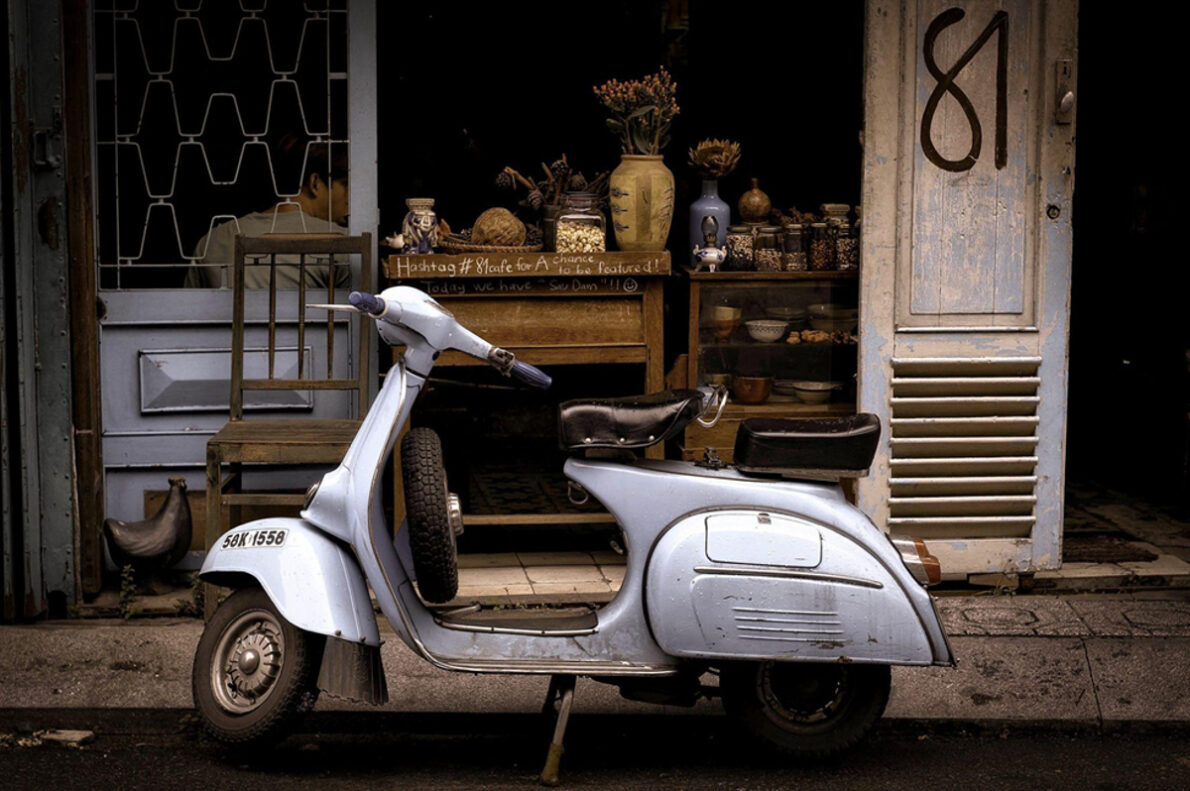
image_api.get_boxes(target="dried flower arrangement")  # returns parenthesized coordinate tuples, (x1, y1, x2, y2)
(593, 68, 680, 156)
(495, 154, 610, 211)
(688, 139, 742, 180)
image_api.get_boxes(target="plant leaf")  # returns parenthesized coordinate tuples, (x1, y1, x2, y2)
(627, 105, 657, 120)
(606, 119, 625, 132)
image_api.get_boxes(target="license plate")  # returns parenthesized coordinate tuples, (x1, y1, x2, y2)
(221, 528, 288, 550)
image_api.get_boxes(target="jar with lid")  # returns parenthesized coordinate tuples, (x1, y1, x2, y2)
(835, 222, 858, 271)
(725, 224, 755, 270)
(808, 222, 836, 271)
(781, 223, 807, 271)
(755, 226, 782, 272)
(555, 192, 606, 253)
(821, 202, 850, 227)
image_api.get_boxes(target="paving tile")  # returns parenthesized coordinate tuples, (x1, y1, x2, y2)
(451, 583, 534, 601)
(590, 550, 628, 566)
(516, 551, 595, 567)
(457, 566, 530, 587)
(1085, 638, 1190, 721)
(524, 564, 606, 584)
(1034, 562, 1132, 590)
(1068, 599, 1190, 637)
(935, 596, 1089, 637)
(1119, 553, 1190, 580)
(600, 564, 627, 586)
(530, 581, 614, 596)
(457, 553, 522, 569)
(885, 636, 1098, 722)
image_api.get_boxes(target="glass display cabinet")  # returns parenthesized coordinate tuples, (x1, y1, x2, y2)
(682, 268, 860, 462)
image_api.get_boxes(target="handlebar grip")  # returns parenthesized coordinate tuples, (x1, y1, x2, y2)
(349, 291, 387, 316)
(510, 360, 552, 389)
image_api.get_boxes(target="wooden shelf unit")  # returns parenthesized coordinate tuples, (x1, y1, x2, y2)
(683, 266, 860, 464)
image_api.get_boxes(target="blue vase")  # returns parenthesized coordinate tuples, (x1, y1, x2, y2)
(688, 180, 729, 266)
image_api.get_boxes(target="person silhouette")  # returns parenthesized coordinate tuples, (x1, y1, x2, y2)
(185, 136, 351, 289)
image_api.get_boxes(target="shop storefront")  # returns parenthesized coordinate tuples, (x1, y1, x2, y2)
(2, 0, 1080, 615)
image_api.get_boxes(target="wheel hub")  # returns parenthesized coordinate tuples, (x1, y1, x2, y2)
(447, 493, 464, 537)
(761, 664, 847, 724)
(210, 611, 286, 713)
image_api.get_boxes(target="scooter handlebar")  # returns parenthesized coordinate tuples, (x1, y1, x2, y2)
(349, 290, 387, 316)
(509, 359, 553, 390)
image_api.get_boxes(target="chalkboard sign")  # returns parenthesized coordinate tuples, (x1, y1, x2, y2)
(384, 251, 671, 280)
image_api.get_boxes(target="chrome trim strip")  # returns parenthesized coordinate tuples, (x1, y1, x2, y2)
(693, 565, 884, 589)
(433, 617, 598, 638)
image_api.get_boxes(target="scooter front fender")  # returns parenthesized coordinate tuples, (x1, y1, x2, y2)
(200, 517, 380, 646)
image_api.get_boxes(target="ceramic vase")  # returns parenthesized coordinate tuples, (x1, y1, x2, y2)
(688, 179, 729, 265)
(609, 155, 674, 252)
(737, 178, 772, 224)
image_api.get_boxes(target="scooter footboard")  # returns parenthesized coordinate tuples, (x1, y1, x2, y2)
(200, 517, 380, 646)
(645, 510, 943, 665)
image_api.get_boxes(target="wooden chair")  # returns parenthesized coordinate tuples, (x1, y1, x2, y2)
(204, 233, 372, 616)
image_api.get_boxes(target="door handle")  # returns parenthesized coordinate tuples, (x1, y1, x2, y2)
(1054, 60, 1075, 125)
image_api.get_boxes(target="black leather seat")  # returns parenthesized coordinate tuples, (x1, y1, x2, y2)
(558, 389, 704, 450)
(734, 414, 882, 474)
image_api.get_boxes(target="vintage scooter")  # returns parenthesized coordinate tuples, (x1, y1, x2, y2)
(193, 285, 953, 778)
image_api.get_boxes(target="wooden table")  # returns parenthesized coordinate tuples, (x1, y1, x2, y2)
(383, 250, 671, 526)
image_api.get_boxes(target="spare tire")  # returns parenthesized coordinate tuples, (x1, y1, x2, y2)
(400, 428, 459, 603)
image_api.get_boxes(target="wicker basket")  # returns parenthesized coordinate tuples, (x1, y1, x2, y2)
(438, 233, 542, 254)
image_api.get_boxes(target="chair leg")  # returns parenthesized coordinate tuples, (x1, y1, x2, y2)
(204, 445, 222, 621)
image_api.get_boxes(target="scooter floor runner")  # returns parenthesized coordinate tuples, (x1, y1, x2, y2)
(435, 604, 598, 632)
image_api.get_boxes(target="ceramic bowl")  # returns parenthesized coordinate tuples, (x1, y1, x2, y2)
(710, 305, 742, 322)
(711, 317, 741, 340)
(732, 376, 772, 404)
(809, 316, 858, 332)
(807, 303, 859, 320)
(745, 319, 790, 343)
(791, 380, 840, 405)
(765, 306, 805, 321)
(704, 372, 734, 388)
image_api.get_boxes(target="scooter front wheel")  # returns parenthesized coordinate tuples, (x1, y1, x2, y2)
(192, 587, 323, 749)
(720, 661, 890, 759)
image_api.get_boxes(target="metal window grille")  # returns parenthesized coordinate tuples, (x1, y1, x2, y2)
(94, 0, 349, 290)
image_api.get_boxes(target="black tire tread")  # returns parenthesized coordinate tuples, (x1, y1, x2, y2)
(401, 428, 459, 603)
(192, 588, 323, 749)
(720, 662, 890, 760)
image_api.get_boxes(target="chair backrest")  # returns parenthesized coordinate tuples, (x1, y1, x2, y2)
(230, 232, 372, 421)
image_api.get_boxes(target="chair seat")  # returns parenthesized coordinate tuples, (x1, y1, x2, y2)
(208, 418, 361, 464)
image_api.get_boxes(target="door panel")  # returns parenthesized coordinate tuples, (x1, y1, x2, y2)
(860, 0, 1077, 576)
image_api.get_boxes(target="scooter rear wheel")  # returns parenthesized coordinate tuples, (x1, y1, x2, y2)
(401, 427, 459, 603)
(192, 587, 323, 749)
(720, 661, 890, 759)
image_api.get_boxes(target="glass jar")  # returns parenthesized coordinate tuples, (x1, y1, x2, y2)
(725, 224, 755, 270)
(755, 226, 782, 272)
(821, 202, 850, 227)
(835, 222, 859, 271)
(401, 197, 439, 254)
(781, 223, 807, 271)
(809, 222, 836, 271)
(555, 192, 606, 253)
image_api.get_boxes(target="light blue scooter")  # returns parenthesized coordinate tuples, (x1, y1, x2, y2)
(193, 286, 953, 775)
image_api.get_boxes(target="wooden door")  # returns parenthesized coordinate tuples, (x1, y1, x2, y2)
(858, 0, 1077, 577)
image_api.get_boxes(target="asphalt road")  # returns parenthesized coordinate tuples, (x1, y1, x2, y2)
(3, 715, 1190, 791)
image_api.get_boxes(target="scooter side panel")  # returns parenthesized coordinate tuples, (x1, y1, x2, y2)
(645, 511, 933, 664)
(200, 517, 380, 646)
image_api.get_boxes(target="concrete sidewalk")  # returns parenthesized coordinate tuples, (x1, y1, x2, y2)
(2, 593, 1188, 731)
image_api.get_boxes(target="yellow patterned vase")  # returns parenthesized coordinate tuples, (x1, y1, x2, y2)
(609, 155, 674, 252)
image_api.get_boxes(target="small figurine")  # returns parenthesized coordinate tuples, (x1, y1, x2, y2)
(692, 215, 727, 272)
(401, 198, 440, 254)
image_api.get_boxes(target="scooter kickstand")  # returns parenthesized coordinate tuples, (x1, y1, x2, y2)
(539, 674, 577, 787)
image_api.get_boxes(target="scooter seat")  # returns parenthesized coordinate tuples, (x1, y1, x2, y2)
(733, 414, 881, 478)
(558, 389, 704, 450)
